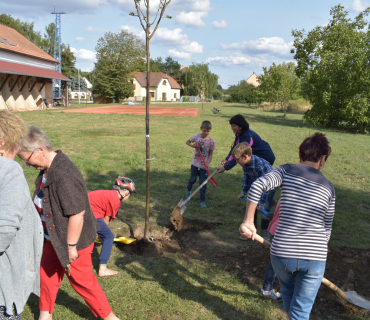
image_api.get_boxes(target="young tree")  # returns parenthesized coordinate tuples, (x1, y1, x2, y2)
(292, 5, 370, 132)
(130, 0, 172, 240)
(93, 30, 145, 101)
(226, 81, 262, 104)
(258, 62, 300, 117)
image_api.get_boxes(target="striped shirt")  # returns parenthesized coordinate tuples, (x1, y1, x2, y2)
(248, 164, 335, 261)
(34, 176, 50, 241)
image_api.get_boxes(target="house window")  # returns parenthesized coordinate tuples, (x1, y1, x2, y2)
(3, 38, 15, 46)
(81, 94, 85, 99)
(133, 84, 136, 90)
(150, 92, 154, 98)
(174, 93, 177, 99)
(74, 93, 78, 98)
(163, 80, 167, 85)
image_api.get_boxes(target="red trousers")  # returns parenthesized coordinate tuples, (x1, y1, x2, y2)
(39, 240, 112, 318)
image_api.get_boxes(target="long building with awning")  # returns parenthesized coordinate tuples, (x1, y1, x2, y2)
(0, 23, 70, 111)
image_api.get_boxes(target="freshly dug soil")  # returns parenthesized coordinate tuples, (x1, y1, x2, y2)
(115, 218, 370, 319)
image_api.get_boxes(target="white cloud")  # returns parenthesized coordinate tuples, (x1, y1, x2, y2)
(206, 54, 267, 67)
(119, 25, 145, 38)
(167, 49, 191, 59)
(349, 0, 369, 12)
(152, 27, 203, 53)
(176, 11, 208, 27)
(70, 47, 96, 61)
(171, 0, 211, 12)
(221, 37, 293, 58)
(84, 26, 108, 33)
(75, 37, 86, 42)
(212, 20, 228, 29)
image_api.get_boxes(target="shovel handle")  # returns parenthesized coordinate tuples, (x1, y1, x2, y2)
(321, 278, 349, 302)
(251, 231, 350, 303)
(182, 169, 219, 206)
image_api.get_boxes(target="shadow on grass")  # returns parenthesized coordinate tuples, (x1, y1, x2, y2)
(118, 255, 257, 320)
(26, 289, 94, 320)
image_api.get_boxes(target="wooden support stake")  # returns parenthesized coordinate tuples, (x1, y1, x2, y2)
(10, 75, 22, 92)
(39, 79, 46, 92)
(19, 76, 31, 92)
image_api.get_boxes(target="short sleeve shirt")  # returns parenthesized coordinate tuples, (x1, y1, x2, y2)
(189, 134, 215, 170)
(88, 190, 121, 220)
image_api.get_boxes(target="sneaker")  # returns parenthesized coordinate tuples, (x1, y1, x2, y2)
(186, 190, 191, 198)
(200, 202, 207, 208)
(239, 235, 249, 241)
(239, 196, 248, 201)
(261, 289, 282, 302)
(261, 230, 270, 241)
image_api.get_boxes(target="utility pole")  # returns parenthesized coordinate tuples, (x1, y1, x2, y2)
(51, 5, 66, 100)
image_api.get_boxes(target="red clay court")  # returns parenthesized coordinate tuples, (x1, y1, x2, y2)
(60, 105, 198, 117)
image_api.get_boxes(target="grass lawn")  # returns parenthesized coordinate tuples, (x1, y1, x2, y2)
(17, 102, 370, 319)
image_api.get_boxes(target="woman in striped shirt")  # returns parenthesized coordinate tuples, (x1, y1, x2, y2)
(239, 132, 335, 320)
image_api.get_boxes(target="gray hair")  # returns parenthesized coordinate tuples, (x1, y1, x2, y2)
(19, 125, 53, 152)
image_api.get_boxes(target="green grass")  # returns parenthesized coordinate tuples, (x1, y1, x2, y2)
(17, 102, 370, 319)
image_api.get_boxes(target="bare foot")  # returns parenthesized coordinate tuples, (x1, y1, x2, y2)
(99, 267, 119, 277)
(103, 311, 120, 320)
(39, 310, 52, 320)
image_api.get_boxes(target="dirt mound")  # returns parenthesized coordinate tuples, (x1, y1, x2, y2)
(115, 219, 222, 258)
(115, 218, 370, 319)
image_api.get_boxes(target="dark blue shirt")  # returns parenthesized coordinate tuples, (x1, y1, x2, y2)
(224, 129, 275, 170)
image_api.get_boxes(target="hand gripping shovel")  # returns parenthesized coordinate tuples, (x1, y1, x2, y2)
(242, 229, 370, 310)
(170, 169, 219, 231)
(195, 143, 217, 187)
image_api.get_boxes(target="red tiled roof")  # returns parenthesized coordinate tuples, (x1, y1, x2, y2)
(0, 60, 70, 81)
(0, 24, 57, 63)
(132, 72, 181, 89)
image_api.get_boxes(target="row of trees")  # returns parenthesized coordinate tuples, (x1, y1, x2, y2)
(227, 5, 370, 132)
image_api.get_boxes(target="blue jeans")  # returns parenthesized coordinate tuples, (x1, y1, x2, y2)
(271, 254, 326, 320)
(97, 218, 115, 265)
(254, 188, 277, 230)
(187, 165, 208, 202)
(262, 236, 276, 291)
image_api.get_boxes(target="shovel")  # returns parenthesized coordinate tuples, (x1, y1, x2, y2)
(243, 230, 370, 310)
(170, 168, 219, 231)
(195, 143, 217, 187)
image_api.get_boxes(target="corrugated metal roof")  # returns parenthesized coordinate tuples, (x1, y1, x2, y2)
(0, 60, 70, 81)
(0, 24, 57, 63)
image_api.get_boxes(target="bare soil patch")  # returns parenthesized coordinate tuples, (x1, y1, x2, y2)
(115, 218, 370, 319)
(59, 105, 199, 117)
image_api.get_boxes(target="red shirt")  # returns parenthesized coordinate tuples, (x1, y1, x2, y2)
(88, 190, 121, 220)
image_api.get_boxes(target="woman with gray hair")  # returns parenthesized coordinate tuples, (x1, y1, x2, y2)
(18, 126, 120, 320)
(0, 111, 43, 319)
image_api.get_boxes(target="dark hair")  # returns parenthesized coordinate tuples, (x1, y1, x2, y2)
(299, 132, 331, 163)
(229, 114, 249, 131)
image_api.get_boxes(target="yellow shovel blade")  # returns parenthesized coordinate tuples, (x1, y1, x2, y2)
(114, 237, 136, 244)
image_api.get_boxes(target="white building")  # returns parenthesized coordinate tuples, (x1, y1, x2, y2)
(0, 24, 70, 111)
(128, 72, 181, 102)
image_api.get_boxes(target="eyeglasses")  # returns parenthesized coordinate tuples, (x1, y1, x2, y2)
(234, 156, 241, 162)
(25, 151, 35, 166)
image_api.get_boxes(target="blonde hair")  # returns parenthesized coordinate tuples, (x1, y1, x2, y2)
(232, 142, 252, 158)
(0, 110, 28, 152)
(19, 125, 53, 152)
(201, 120, 212, 129)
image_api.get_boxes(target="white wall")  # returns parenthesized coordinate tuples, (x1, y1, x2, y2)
(0, 51, 55, 70)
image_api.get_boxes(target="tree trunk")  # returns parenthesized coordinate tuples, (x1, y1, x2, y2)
(143, 8, 150, 241)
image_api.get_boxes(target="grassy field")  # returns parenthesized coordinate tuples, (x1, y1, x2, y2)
(17, 102, 370, 319)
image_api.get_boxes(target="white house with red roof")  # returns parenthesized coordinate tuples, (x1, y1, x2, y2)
(128, 72, 181, 102)
(0, 24, 70, 111)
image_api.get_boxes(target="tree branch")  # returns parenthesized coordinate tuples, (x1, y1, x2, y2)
(135, 2, 146, 31)
(149, 0, 171, 40)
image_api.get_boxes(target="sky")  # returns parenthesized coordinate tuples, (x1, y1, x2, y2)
(0, 0, 368, 88)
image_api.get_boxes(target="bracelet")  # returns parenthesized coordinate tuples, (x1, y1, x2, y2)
(67, 243, 77, 247)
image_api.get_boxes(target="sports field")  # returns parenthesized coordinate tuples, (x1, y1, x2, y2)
(60, 104, 199, 117)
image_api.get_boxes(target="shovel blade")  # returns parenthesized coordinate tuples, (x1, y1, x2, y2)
(345, 291, 370, 309)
